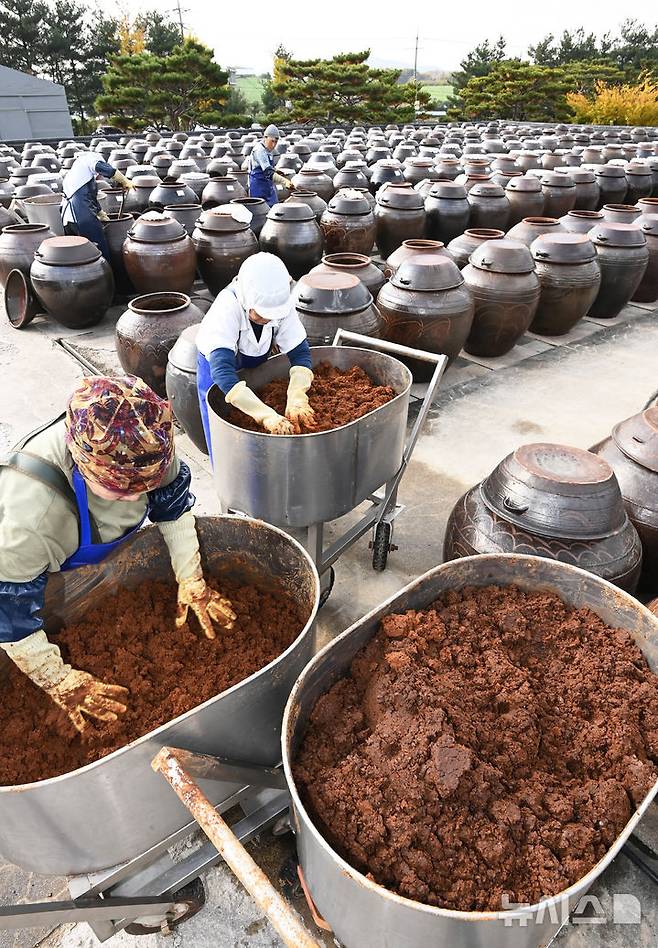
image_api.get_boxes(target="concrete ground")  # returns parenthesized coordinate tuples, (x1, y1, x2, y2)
(1, 288, 657, 947)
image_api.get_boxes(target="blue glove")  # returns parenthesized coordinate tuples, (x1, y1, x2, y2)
(148, 461, 195, 523)
(0, 572, 48, 643)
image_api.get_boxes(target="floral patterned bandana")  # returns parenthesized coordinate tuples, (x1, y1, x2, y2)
(65, 375, 174, 494)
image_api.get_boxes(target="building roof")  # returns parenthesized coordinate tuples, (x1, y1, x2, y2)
(0, 65, 66, 96)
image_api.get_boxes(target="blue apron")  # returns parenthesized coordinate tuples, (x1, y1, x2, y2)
(61, 184, 111, 261)
(60, 467, 147, 571)
(249, 150, 278, 207)
(197, 350, 269, 465)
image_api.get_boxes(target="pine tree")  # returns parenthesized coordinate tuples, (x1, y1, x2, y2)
(455, 61, 574, 122)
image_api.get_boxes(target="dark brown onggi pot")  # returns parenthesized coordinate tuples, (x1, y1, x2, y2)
(447, 228, 505, 269)
(0, 223, 52, 288)
(466, 181, 510, 231)
(164, 203, 203, 237)
(560, 169, 599, 211)
(320, 191, 376, 255)
(385, 238, 450, 276)
(292, 271, 383, 346)
(625, 166, 653, 204)
(165, 324, 208, 454)
(0, 179, 16, 210)
(291, 168, 334, 202)
(529, 233, 601, 336)
(591, 406, 658, 593)
(374, 184, 426, 258)
(462, 239, 540, 357)
(122, 213, 197, 295)
(539, 172, 577, 218)
(559, 210, 604, 234)
(200, 176, 246, 210)
(3, 268, 40, 329)
(402, 158, 439, 187)
(588, 222, 649, 318)
(454, 172, 493, 193)
(259, 201, 323, 280)
(444, 442, 642, 593)
(601, 203, 642, 224)
(333, 167, 369, 191)
(115, 292, 204, 397)
(637, 197, 658, 216)
(506, 216, 567, 248)
(377, 253, 475, 380)
(369, 160, 405, 195)
(631, 213, 658, 303)
(123, 174, 159, 215)
(286, 189, 327, 221)
(435, 158, 461, 181)
(103, 213, 134, 297)
(98, 188, 126, 217)
(148, 180, 198, 211)
(192, 207, 258, 296)
(595, 166, 627, 210)
(424, 182, 470, 244)
(230, 197, 268, 237)
(311, 252, 386, 297)
(504, 176, 545, 227)
(30, 236, 113, 329)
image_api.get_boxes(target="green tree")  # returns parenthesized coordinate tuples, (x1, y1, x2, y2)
(451, 36, 507, 92)
(95, 38, 230, 131)
(136, 10, 181, 56)
(0, 0, 50, 73)
(455, 60, 574, 122)
(611, 18, 658, 75)
(270, 49, 429, 125)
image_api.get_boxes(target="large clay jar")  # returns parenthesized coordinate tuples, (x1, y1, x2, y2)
(588, 222, 649, 318)
(601, 204, 641, 224)
(0, 179, 16, 210)
(506, 216, 567, 247)
(595, 166, 627, 209)
(403, 158, 439, 187)
(311, 252, 386, 297)
(385, 238, 450, 276)
(435, 158, 461, 181)
(563, 169, 600, 210)
(165, 324, 208, 454)
(591, 406, 658, 592)
(369, 160, 405, 195)
(529, 233, 601, 336)
(559, 209, 604, 234)
(123, 174, 159, 215)
(286, 189, 327, 221)
(462, 239, 540, 357)
(122, 213, 197, 295)
(467, 181, 510, 231)
(333, 167, 369, 191)
(374, 184, 426, 258)
(164, 203, 202, 237)
(230, 197, 268, 237)
(377, 254, 475, 380)
(539, 172, 577, 217)
(444, 443, 642, 593)
(148, 180, 198, 211)
(103, 213, 134, 297)
(115, 292, 203, 397)
(424, 182, 470, 244)
(291, 168, 334, 202)
(259, 201, 323, 279)
(320, 191, 375, 255)
(631, 213, 658, 303)
(0, 223, 52, 288)
(292, 271, 383, 346)
(200, 176, 246, 209)
(625, 165, 653, 204)
(192, 207, 258, 296)
(447, 227, 505, 269)
(505, 176, 545, 227)
(30, 236, 113, 328)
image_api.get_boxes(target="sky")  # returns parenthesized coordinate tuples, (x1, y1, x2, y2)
(107, 0, 657, 75)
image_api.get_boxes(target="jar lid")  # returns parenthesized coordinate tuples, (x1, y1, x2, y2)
(612, 405, 658, 473)
(428, 181, 467, 199)
(197, 205, 251, 231)
(326, 191, 371, 216)
(505, 176, 542, 192)
(167, 324, 200, 372)
(468, 182, 506, 198)
(33, 235, 101, 265)
(392, 254, 464, 291)
(132, 175, 161, 189)
(129, 211, 187, 242)
(470, 238, 534, 273)
(540, 172, 575, 187)
(595, 165, 626, 178)
(640, 213, 658, 235)
(293, 271, 373, 314)
(268, 201, 315, 222)
(532, 233, 596, 263)
(589, 222, 647, 247)
(559, 169, 596, 183)
(376, 184, 424, 209)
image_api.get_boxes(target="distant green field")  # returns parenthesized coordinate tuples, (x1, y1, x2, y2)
(235, 75, 265, 106)
(421, 84, 453, 102)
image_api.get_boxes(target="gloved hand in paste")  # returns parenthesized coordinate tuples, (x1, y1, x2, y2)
(285, 365, 315, 425)
(176, 574, 237, 639)
(226, 380, 293, 435)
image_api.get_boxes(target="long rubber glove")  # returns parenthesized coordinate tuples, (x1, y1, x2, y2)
(273, 172, 294, 190)
(226, 380, 293, 434)
(1, 631, 129, 735)
(285, 366, 314, 424)
(111, 170, 134, 190)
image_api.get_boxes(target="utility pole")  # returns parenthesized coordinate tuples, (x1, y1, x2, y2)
(413, 29, 419, 116)
(173, 0, 185, 42)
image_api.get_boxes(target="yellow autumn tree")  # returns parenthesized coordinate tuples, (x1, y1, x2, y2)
(117, 13, 146, 55)
(568, 76, 658, 126)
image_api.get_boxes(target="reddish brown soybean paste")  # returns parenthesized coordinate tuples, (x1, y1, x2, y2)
(0, 577, 306, 785)
(294, 585, 658, 911)
(227, 362, 396, 434)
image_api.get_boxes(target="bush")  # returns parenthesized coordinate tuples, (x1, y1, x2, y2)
(567, 76, 658, 125)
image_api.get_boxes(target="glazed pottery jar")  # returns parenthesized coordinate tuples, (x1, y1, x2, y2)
(462, 239, 540, 357)
(0, 179, 16, 209)
(311, 253, 386, 297)
(116, 292, 204, 397)
(164, 203, 202, 237)
(292, 271, 383, 346)
(385, 239, 450, 276)
(466, 182, 510, 231)
(588, 222, 649, 318)
(291, 168, 334, 202)
(259, 201, 323, 279)
(454, 172, 493, 193)
(559, 210, 604, 234)
(637, 197, 658, 215)
(230, 197, 269, 237)
(591, 406, 658, 592)
(369, 160, 405, 195)
(165, 324, 208, 454)
(594, 166, 627, 209)
(0, 223, 52, 287)
(560, 169, 600, 210)
(374, 184, 426, 258)
(601, 204, 641, 224)
(123, 175, 159, 215)
(180, 172, 210, 199)
(506, 216, 567, 247)
(444, 442, 642, 592)
(435, 158, 461, 181)
(98, 188, 127, 217)
(30, 236, 113, 328)
(333, 167, 369, 191)
(529, 234, 601, 335)
(447, 228, 505, 269)
(286, 190, 327, 221)
(148, 180, 198, 211)
(320, 191, 376, 255)
(625, 165, 653, 204)
(504, 176, 545, 227)
(539, 172, 577, 217)
(200, 176, 246, 209)
(425, 182, 470, 243)
(403, 158, 440, 187)
(377, 254, 474, 380)
(192, 206, 258, 296)
(122, 212, 197, 295)
(631, 213, 658, 303)
(103, 213, 134, 297)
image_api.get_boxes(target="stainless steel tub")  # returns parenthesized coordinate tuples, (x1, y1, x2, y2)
(0, 516, 319, 876)
(207, 345, 412, 528)
(283, 554, 658, 948)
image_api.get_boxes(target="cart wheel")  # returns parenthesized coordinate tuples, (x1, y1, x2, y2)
(318, 566, 335, 608)
(372, 521, 392, 571)
(124, 878, 206, 936)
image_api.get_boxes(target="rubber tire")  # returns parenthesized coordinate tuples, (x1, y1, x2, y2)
(124, 878, 206, 936)
(372, 521, 391, 572)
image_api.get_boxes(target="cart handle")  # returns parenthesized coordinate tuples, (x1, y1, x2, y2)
(332, 328, 446, 367)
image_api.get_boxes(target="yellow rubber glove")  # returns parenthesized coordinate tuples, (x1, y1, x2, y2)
(97, 210, 110, 222)
(1, 631, 129, 735)
(285, 366, 314, 424)
(273, 172, 294, 190)
(176, 574, 237, 639)
(112, 170, 134, 190)
(226, 380, 293, 434)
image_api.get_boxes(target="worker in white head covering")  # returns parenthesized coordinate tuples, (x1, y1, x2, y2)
(196, 243, 314, 460)
(61, 151, 134, 260)
(248, 124, 295, 206)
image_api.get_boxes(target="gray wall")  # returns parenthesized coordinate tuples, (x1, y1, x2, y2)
(0, 66, 73, 140)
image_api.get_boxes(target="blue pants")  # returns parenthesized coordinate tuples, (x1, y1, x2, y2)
(196, 351, 268, 466)
(65, 192, 111, 261)
(249, 171, 278, 207)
